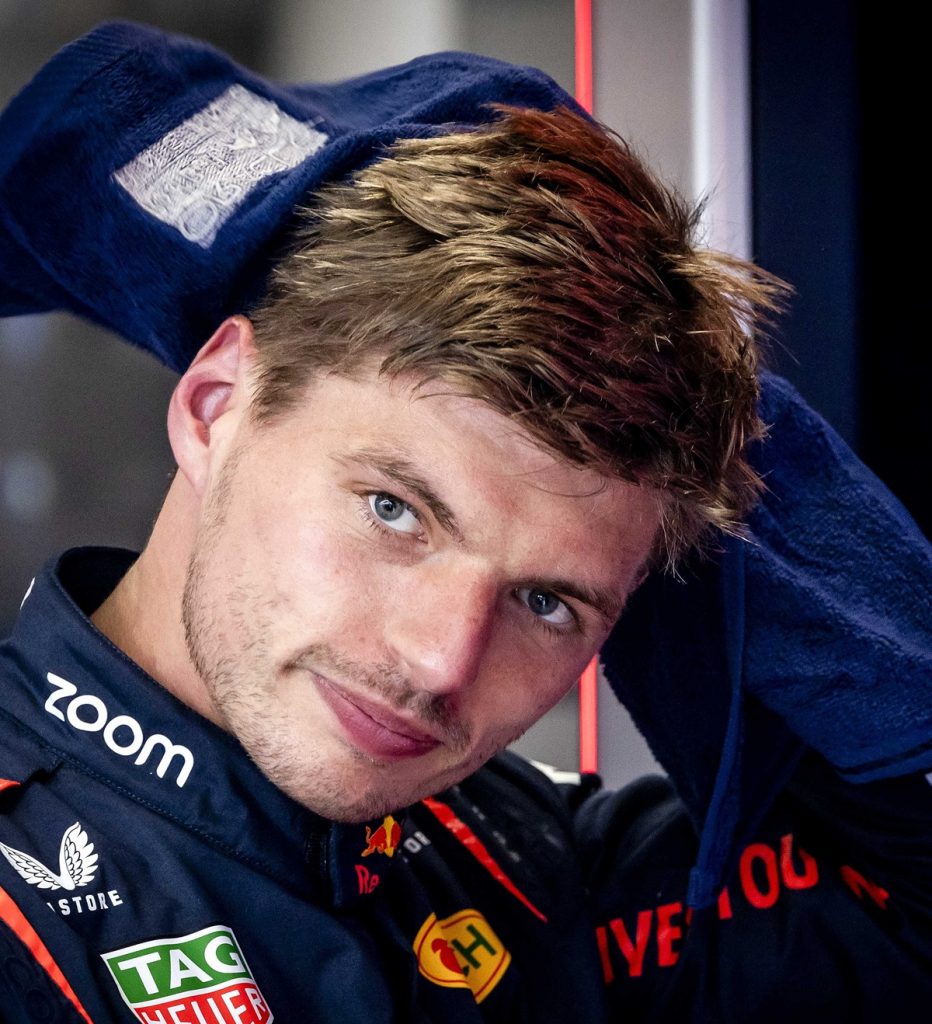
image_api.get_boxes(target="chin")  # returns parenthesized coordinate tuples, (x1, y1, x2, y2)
(292, 784, 412, 824)
(290, 760, 479, 823)
(247, 725, 501, 823)
(266, 761, 415, 823)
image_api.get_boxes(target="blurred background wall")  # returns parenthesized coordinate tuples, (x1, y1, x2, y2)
(1, 0, 925, 786)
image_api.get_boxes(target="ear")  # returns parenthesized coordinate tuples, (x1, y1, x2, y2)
(167, 315, 258, 497)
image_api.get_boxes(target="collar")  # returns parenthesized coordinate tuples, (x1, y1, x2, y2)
(0, 547, 407, 908)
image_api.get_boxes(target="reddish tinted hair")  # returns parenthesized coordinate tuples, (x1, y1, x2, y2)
(250, 105, 786, 566)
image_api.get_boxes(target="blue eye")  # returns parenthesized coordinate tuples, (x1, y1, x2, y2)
(369, 493, 421, 535)
(517, 586, 574, 626)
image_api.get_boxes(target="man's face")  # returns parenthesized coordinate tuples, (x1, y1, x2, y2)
(182, 365, 660, 821)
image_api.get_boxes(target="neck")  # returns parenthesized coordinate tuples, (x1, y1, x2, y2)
(91, 475, 220, 724)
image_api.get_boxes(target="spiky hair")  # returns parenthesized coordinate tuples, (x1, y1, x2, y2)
(249, 105, 787, 567)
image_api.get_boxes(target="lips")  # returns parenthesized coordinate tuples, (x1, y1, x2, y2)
(315, 675, 441, 760)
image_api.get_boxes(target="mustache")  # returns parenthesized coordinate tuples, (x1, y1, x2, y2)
(289, 645, 473, 753)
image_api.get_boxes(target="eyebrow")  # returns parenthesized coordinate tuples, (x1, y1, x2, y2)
(333, 445, 464, 541)
(540, 578, 624, 625)
(333, 445, 625, 624)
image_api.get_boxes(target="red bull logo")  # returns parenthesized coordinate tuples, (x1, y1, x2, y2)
(360, 814, 401, 858)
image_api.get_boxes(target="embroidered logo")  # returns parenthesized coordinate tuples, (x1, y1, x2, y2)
(113, 83, 328, 248)
(102, 926, 273, 1023)
(360, 814, 401, 858)
(0, 821, 98, 891)
(355, 864, 380, 896)
(45, 671, 194, 787)
(413, 910, 511, 1004)
(0, 821, 127, 918)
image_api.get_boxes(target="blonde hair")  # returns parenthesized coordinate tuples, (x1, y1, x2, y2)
(250, 105, 787, 568)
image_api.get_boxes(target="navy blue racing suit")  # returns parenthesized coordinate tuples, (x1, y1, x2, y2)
(0, 548, 606, 1022)
(2, 548, 931, 1023)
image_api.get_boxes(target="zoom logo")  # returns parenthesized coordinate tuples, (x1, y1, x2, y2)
(44, 672, 194, 787)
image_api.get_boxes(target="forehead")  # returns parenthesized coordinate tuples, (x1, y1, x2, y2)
(267, 363, 640, 492)
(246, 365, 661, 588)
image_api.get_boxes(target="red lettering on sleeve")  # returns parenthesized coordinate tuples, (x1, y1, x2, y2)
(840, 865, 890, 910)
(739, 842, 780, 909)
(655, 901, 683, 967)
(609, 910, 653, 978)
(596, 925, 614, 984)
(717, 886, 733, 920)
(779, 833, 819, 890)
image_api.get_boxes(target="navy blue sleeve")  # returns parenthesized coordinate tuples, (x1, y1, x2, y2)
(574, 757, 932, 1023)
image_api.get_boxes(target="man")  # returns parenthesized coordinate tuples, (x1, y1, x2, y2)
(1, 21, 930, 1024)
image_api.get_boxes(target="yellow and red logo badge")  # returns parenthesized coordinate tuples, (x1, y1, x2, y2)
(413, 910, 511, 1004)
(361, 815, 401, 858)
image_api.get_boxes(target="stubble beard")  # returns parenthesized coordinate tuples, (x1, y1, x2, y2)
(179, 444, 359, 818)
(178, 445, 493, 822)
(182, 520, 385, 821)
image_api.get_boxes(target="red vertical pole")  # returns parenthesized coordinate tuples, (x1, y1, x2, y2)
(575, 0, 598, 775)
(575, 0, 594, 114)
(578, 657, 599, 774)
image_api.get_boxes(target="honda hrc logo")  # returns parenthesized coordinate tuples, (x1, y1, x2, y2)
(44, 672, 194, 787)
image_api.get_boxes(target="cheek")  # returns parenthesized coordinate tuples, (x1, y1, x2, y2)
(519, 676, 577, 729)
(242, 501, 387, 647)
(451, 594, 605, 745)
(472, 639, 581, 741)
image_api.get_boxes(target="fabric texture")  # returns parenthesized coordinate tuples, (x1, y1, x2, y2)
(0, 20, 580, 373)
(603, 370, 932, 905)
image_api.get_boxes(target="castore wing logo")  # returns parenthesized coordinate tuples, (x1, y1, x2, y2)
(0, 821, 98, 891)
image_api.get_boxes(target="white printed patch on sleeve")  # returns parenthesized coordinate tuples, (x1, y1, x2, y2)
(113, 84, 328, 248)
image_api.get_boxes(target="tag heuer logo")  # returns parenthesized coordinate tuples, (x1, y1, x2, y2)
(102, 925, 273, 1023)
(0, 821, 98, 891)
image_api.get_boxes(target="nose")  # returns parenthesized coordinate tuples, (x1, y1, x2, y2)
(384, 560, 496, 698)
